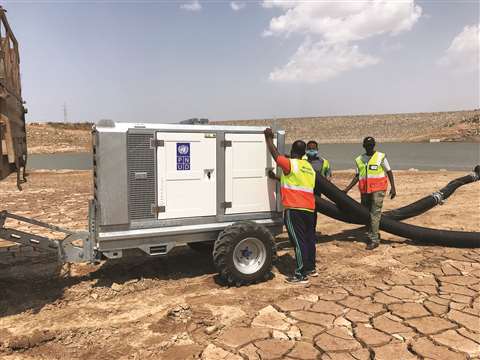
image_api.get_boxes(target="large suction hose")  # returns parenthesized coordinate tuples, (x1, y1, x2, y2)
(316, 166, 480, 224)
(316, 173, 480, 248)
(386, 166, 480, 221)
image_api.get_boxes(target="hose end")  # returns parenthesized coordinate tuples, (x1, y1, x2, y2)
(473, 165, 480, 181)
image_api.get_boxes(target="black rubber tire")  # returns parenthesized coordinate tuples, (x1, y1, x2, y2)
(187, 241, 214, 253)
(213, 222, 277, 286)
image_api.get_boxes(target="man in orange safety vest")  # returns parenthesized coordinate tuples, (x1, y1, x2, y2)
(344, 137, 397, 250)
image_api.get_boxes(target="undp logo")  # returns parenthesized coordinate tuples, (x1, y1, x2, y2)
(176, 142, 191, 171)
(178, 144, 189, 155)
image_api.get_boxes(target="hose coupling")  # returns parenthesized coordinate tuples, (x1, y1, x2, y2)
(432, 191, 444, 205)
(470, 171, 480, 182)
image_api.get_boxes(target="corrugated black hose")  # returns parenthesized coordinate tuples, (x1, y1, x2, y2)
(316, 166, 480, 224)
(386, 165, 480, 221)
(315, 166, 480, 248)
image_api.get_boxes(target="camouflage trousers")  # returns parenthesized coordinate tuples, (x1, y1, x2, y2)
(361, 191, 385, 244)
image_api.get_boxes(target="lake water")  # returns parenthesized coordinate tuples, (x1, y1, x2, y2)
(285, 142, 480, 171)
(28, 153, 92, 170)
(27, 142, 479, 172)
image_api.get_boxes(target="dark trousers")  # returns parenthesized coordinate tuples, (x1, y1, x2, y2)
(284, 209, 316, 277)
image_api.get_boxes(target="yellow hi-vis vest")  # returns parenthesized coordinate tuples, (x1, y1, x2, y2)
(355, 151, 388, 194)
(302, 155, 330, 176)
(280, 159, 316, 211)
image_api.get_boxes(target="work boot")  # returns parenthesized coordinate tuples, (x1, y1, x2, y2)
(285, 275, 310, 285)
(304, 269, 319, 278)
(366, 242, 379, 250)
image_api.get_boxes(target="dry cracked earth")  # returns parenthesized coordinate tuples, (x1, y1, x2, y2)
(0, 170, 479, 360)
(211, 257, 480, 360)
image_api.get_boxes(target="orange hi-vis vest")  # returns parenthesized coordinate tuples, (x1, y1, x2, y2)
(280, 159, 316, 211)
(355, 151, 388, 194)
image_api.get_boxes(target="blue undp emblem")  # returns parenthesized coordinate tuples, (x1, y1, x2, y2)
(176, 143, 191, 170)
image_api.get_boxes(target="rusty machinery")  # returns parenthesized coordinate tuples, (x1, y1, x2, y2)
(0, 6, 27, 189)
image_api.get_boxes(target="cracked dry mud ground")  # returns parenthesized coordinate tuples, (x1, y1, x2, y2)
(0, 170, 479, 360)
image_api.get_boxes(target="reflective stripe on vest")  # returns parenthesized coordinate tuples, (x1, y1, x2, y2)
(280, 159, 316, 210)
(355, 151, 388, 194)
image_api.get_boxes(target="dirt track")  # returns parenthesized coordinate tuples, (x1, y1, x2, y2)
(0, 170, 479, 359)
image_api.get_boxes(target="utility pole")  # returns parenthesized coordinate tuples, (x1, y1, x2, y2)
(63, 102, 68, 123)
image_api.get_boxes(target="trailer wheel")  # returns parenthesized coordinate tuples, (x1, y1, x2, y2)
(213, 222, 277, 286)
(187, 241, 214, 253)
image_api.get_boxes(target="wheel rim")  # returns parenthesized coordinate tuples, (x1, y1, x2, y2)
(233, 237, 267, 275)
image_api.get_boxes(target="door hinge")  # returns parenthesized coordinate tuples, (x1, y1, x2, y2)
(221, 202, 232, 209)
(221, 140, 232, 147)
(152, 205, 166, 215)
(151, 139, 165, 148)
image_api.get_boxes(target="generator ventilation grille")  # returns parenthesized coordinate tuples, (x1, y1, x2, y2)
(127, 133, 156, 220)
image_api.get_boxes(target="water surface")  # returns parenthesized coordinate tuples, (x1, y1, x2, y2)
(27, 143, 479, 172)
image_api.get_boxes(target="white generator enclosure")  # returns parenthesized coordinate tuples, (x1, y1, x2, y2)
(91, 122, 285, 258)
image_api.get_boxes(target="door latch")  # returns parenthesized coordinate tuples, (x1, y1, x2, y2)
(152, 205, 166, 215)
(221, 202, 232, 209)
(204, 169, 214, 180)
(150, 139, 164, 148)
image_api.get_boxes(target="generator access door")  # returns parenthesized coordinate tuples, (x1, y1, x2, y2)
(156, 132, 216, 219)
(224, 133, 277, 215)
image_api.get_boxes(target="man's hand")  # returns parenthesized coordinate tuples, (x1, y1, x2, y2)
(264, 127, 279, 160)
(264, 128, 274, 139)
(390, 188, 397, 199)
(267, 170, 277, 180)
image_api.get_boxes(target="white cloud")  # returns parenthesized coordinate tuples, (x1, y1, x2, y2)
(263, 0, 421, 41)
(270, 40, 380, 83)
(262, 0, 298, 9)
(180, 0, 202, 12)
(230, 1, 246, 11)
(438, 24, 480, 73)
(263, 0, 422, 83)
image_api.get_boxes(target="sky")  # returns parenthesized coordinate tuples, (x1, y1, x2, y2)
(2, 0, 479, 123)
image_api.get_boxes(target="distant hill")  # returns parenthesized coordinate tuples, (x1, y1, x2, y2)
(25, 110, 479, 154)
(27, 122, 92, 154)
(214, 110, 480, 144)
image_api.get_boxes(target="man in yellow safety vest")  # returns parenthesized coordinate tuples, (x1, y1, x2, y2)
(305, 140, 332, 181)
(305, 140, 332, 236)
(344, 137, 397, 250)
(264, 128, 317, 284)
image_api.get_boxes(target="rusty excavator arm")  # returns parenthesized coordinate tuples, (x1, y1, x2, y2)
(0, 6, 27, 190)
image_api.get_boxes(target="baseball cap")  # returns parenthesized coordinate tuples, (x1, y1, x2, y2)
(363, 136, 375, 146)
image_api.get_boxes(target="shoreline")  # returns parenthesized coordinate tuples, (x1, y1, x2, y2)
(27, 139, 480, 155)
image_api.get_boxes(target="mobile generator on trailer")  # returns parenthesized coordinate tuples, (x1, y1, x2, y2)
(1, 122, 285, 285)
